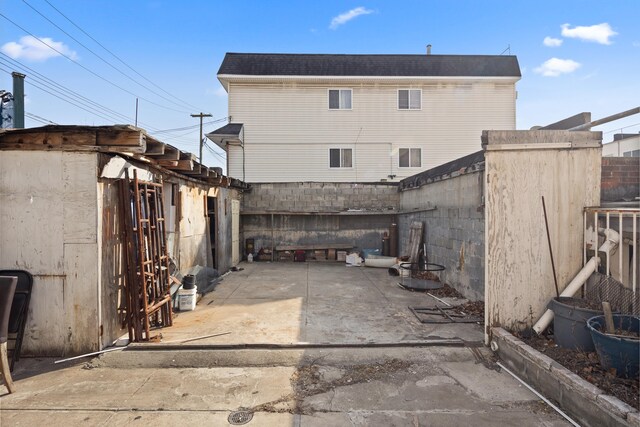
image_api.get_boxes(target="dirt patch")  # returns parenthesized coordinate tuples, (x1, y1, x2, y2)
(517, 332, 639, 410)
(251, 358, 412, 415)
(455, 301, 484, 319)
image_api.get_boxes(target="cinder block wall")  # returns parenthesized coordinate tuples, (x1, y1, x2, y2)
(601, 157, 640, 202)
(243, 182, 399, 212)
(398, 170, 485, 300)
(241, 182, 399, 254)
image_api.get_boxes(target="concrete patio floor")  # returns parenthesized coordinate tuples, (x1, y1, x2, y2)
(0, 262, 572, 426)
(152, 262, 484, 346)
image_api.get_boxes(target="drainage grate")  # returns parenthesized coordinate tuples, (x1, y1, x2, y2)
(228, 410, 253, 425)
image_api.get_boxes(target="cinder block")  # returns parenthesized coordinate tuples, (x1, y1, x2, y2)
(596, 394, 635, 421)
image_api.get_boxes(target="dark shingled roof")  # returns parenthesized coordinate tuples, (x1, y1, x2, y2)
(208, 123, 243, 136)
(218, 53, 521, 78)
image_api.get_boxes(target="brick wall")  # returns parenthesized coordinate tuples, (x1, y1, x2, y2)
(601, 157, 640, 202)
(398, 169, 485, 301)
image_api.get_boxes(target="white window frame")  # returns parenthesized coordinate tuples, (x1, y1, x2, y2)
(328, 88, 353, 110)
(398, 148, 422, 168)
(328, 147, 354, 169)
(397, 89, 422, 110)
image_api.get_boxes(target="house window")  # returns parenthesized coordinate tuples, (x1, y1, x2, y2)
(329, 89, 352, 110)
(399, 148, 421, 168)
(623, 149, 639, 157)
(398, 89, 421, 110)
(329, 148, 353, 168)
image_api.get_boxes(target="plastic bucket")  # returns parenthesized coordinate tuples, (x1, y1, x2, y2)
(587, 315, 640, 378)
(182, 274, 196, 290)
(549, 297, 603, 351)
(178, 285, 197, 311)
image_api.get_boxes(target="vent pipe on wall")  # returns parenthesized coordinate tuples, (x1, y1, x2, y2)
(11, 72, 25, 129)
(426, 44, 432, 55)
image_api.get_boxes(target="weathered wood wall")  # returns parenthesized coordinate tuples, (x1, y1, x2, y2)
(0, 151, 100, 356)
(483, 131, 602, 339)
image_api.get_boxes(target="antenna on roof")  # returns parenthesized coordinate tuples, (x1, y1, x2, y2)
(499, 44, 511, 55)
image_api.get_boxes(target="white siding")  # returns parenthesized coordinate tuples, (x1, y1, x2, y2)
(228, 81, 516, 182)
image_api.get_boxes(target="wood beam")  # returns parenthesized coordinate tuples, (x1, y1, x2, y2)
(144, 139, 165, 155)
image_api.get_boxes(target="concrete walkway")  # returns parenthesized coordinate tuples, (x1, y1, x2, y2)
(0, 263, 571, 426)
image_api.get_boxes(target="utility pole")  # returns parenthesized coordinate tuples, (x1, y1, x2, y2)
(191, 112, 212, 163)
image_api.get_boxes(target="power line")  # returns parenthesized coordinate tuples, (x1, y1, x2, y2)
(21, 0, 201, 114)
(25, 111, 57, 124)
(41, 0, 207, 113)
(0, 53, 161, 130)
(0, 12, 191, 114)
(151, 117, 228, 135)
(603, 122, 640, 134)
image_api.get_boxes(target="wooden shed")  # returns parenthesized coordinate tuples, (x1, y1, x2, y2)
(0, 125, 247, 356)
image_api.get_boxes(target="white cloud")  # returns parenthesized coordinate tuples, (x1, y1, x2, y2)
(543, 36, 563, 47)
(1, 35, 77, 61)
(534, 58, 581, 77)
(561, 23, 617, 45)
(329, 7, 373, 30)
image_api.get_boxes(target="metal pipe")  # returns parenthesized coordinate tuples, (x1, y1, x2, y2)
(567, 106, 640, 131)
(634, 213, 637, 295)
(533, 229, 620, 334)
(618, 213, 623, 283)
(11, 72, 25, 129)
(606, 212, 610, 276)
(542, 196, 560, 298)
(496, 362, 581, 427)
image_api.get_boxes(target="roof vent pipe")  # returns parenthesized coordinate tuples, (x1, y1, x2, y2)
(426, 44, 432, 55)
(11, 72, 25, 129)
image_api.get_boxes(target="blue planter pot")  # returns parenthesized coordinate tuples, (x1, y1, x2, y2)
(587, 315, 640, 378)
(549, 297, 603, 351)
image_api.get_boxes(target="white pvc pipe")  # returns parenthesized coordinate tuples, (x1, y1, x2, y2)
(496, 362, 581, 427)
(533, 229, 620, 335)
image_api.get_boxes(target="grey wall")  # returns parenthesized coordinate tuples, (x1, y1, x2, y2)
(216, 187, 240, 273)
(242, 182, 398, 253)
(398, 169, 485, 300)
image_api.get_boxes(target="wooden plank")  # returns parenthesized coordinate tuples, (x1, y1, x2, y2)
(485, 144, 601, 334)
(182, 163, 202, 174)
(406, 221, 423, 263)
(153, 145, 180, 161)
(63, 152, 98, 244)
(0, 130, 96, 147)
(276, 244, 353, 251)
(164, 160, 194, 171)
(180, 151, 197, 161)
(0, 151, 65, 275)
(63, 243, 100, 355)
(96, 130, 144, 147)
(156, 160, 179, 168)
(20, 276, 66, 356)
(144, 139, 165, 155)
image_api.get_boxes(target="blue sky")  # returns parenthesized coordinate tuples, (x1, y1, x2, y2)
(1, 0, 638, 169)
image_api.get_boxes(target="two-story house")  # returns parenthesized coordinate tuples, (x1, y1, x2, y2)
(208, 52, 521, 183)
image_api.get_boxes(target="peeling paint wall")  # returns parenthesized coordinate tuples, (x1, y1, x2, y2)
(484, 130, 601, 336)
(0, 151, 100, 356)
